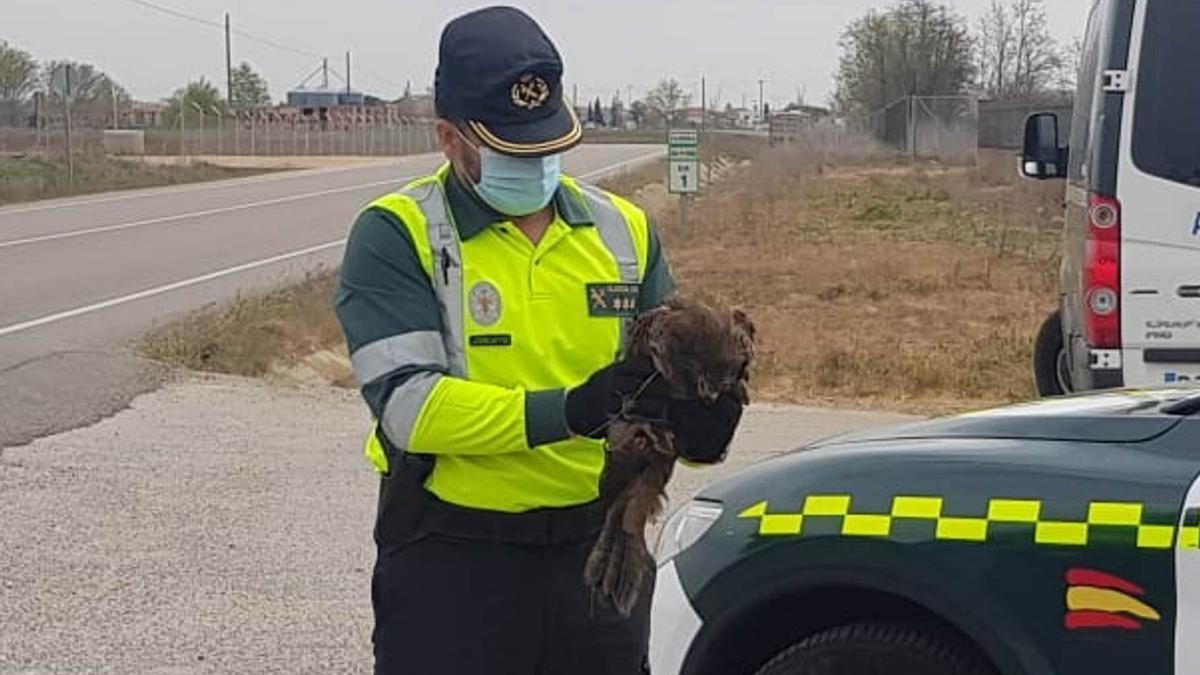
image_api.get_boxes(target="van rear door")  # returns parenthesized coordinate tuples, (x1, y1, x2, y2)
(1119, 0, 1200, 386)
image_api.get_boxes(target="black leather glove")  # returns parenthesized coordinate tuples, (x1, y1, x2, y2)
(565, 356, 675, 438)
(666, 394, 744, 464)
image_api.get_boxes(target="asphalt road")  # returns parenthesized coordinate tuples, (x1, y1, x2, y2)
(0, 145, 663, 448)
(0, 374, 914, 674)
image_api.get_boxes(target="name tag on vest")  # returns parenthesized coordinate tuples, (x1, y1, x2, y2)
(587, 283, 640, 317)
(469, 334, 512, 347)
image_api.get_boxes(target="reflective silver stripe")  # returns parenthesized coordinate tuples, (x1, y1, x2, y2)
(380, 370, 443, 450)
(580, 185, 641, 353)
(580, 186, 640, 284)
(350, 331, 448, 386)
(402, 182, 468, 378)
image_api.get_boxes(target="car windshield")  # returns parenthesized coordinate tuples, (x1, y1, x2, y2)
(1132, 1, 1200, 187)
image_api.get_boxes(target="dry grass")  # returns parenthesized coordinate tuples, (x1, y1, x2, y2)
(648, 147, 1063, 414)
(139, 271, 353, 387)
(0, 152, 268, 206)
(139, 145, 1064, 415)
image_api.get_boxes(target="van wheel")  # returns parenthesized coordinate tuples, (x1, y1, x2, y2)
(753, 622, 994, 675)
(1034, 310, 1071, 397)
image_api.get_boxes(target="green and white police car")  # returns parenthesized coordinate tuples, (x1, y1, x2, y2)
(649, 388, 1200, 675)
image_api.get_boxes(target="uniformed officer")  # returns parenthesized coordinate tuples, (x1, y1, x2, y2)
(333, 7, 744, 674)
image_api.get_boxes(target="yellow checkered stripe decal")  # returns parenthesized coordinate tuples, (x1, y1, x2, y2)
(740, 496, 1197, 550)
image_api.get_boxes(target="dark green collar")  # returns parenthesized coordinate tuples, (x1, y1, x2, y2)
(443, 169, 593, 240)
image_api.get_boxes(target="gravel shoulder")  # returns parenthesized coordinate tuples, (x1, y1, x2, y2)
(0, 375, 915, 674)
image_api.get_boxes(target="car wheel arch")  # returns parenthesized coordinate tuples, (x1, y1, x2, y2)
(679, 558, 1050, 675)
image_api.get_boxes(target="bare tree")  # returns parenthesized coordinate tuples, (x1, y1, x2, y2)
(833, 0, 975, 114)
(43, 61, 130, 127)
(0, 40, 39, 125)
(644, 79, 691, 127)
(0, 41, 38, 102)
(977, 0, 1062, 98)
(977, 0, 1014, 96)
(1055, 37, 1083, 93)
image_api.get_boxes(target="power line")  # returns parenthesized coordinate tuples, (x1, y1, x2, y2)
(355, 66, 405, 92)
(120, 0, 221, 28)
(231, 28, 323, 61)
(116, 0, 323, 60)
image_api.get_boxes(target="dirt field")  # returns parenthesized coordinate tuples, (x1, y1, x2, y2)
(650, 148, 1062, 413)
(140, 147, 1065, 414)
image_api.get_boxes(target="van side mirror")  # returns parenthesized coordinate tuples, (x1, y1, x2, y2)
(1021, 113, 1069, 180)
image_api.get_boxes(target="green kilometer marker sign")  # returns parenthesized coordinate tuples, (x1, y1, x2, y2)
(668, 128, 700, 195)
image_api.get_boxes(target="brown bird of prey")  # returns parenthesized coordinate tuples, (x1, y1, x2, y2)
(584, 296, 757, 616)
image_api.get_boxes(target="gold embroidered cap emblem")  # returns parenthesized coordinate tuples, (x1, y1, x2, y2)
(511, 73, 551, 110)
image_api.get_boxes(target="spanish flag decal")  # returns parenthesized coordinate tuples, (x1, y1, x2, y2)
(1065, 568, 1161, 630)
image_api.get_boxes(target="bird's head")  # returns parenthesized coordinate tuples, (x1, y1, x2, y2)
(628, 297, 757, 404)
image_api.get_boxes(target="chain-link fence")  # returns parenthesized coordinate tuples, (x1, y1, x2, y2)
(1, 115, 438, 157)
(143, 116, 437, 157)
(978, 98, 1073, 150)
(852, 95, 979, 165)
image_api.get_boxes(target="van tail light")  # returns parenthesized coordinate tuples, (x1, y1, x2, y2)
(1083, 194, 1121, 349)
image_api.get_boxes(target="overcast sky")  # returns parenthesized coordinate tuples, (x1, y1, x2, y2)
(9, 0, 1091, 108)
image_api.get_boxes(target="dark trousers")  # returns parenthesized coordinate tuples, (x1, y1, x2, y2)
(371, 463, 652, 675)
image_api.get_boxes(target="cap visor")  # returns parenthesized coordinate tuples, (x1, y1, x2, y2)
(467, 104, 582, 158)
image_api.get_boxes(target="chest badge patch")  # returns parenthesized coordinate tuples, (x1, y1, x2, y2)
(587, 283, 640, 318)
(469, 281, 503, 327)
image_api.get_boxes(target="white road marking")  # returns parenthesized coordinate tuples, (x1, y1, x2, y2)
(0, 178, 401, 250)
(576, 150, 664, 180)
(0, 150, 665, 338)
(0, 149, 662, 251)
(0, 240, 347, 338)
(0, 158, 424, 217)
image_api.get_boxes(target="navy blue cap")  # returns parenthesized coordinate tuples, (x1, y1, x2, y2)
(435, 6, 581, 158)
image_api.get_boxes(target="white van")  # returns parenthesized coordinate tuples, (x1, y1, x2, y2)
(1022, 0, 1200, 396)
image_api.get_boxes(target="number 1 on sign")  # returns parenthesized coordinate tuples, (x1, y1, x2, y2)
(669, 160, 699, 194)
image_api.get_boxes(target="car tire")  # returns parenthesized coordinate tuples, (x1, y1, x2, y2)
(1034, 310, 1071, 397)
(753, 622, 994, 675)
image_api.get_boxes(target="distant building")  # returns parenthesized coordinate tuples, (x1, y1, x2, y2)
(679, 107, 705, 126)
(726, 107, 754, 129)
(781, 103, 833, 120)
(395, 95, 435, 118)
(123, 101, 167, 128)
(287, 86, 342, 110)
(768, 107, 834, 145)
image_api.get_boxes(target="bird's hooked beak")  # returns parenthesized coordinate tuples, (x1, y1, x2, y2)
(697, 380, 719, 404)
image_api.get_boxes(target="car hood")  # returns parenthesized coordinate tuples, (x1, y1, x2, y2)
(814, 389, 1196, 447)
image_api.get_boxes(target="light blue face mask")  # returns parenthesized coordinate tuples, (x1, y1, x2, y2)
(473, 147, 562, 217)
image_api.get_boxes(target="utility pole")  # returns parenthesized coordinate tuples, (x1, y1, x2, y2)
(225, 13, 234, 106)
(63, 65, 74, 184)
(33, 92, 43, 148)
(192, 101, 205, 155)
(179, 101, 186, 157)
(214, 108, 223, 155)
(572, 84, 578, 110)
(346, 52, 352, 94)
(908, 96, 917, 162)
(322, 58, 329, 88)
(111, 80, 119, 129)
(700, 76, 707, 189)
(758, 79, 766, 124)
